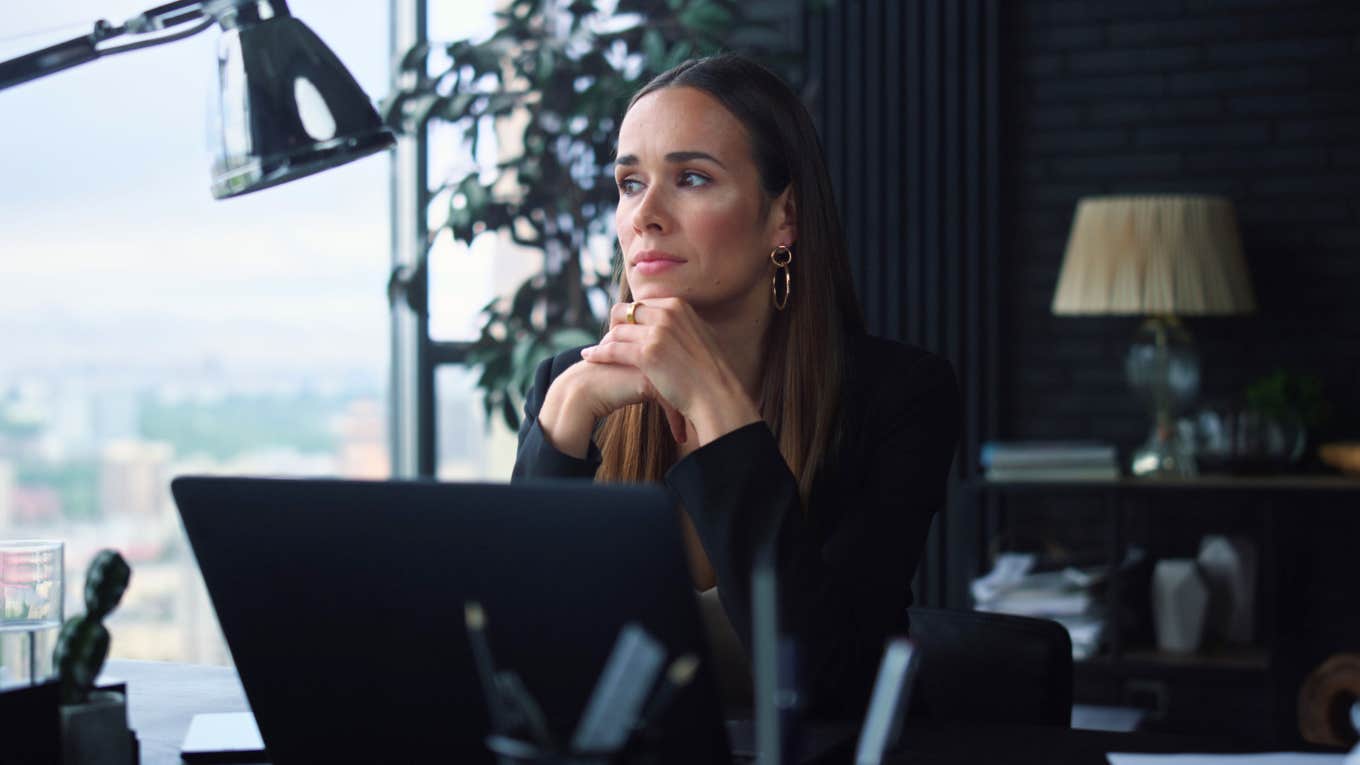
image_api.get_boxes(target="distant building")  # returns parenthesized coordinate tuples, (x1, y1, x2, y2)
(0, 460, 13, 527)
(335, 398, 389, 479)
(12, 485, 61, 524)
(100, 440, 174, 518)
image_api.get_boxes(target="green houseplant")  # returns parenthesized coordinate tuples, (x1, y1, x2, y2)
(383, 0, 789, 430)
(1244, 369, 1331, 432)
(1241, 369, 1332, 467)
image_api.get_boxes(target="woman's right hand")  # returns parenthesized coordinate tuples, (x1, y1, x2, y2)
(536, 358, 686, 459)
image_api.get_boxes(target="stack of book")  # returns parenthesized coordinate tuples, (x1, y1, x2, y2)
(980, 441, 1120, 481)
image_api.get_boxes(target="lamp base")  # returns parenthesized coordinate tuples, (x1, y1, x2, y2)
(1126, 315, 1200, 479)
(1130, 426, 1197, 478)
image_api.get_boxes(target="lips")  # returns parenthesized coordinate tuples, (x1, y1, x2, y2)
(630, 250, 686, 276)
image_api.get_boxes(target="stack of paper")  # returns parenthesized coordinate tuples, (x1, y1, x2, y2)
(1107, 754, 1350, 764)
(972, 552, 1106, 660)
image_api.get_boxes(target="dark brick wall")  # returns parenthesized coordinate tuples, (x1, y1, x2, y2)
(1000, 0, 1360, 741)
(1004, 0, 1360, 452)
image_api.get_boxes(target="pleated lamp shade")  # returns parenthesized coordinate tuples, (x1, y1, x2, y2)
(1051, 195, 1257, 316)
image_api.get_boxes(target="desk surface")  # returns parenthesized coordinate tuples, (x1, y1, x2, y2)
(108, 658, 1309, 765)
(106, 659, 252, 764)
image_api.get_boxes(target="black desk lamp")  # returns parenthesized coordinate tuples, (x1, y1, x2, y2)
(0, 0, 394, 199)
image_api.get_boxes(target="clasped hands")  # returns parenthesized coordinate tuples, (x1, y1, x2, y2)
(537, 297, 762, 459)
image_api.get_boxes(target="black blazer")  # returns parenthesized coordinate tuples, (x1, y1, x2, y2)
(512, 332, 961, 719)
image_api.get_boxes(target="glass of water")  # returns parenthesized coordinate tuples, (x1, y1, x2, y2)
(0, 540, 64, 689)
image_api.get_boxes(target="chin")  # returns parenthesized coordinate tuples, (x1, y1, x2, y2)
(629, 282, 686, 302)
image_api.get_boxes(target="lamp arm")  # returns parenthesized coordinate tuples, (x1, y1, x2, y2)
(0, 1, 213, 92)
(97, 17, 216, 59)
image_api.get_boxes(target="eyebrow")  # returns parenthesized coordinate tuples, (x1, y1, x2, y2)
(614, 151, 727, 169)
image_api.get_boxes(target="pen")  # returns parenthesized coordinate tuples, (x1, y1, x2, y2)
(636, 654, 700, 733)
(464, 601, 512, 733)
(497, 669, 556, 750)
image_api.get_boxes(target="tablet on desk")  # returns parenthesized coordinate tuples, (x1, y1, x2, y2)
(181, 712, 267, 763)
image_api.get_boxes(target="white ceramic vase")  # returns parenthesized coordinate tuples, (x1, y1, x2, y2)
(1197, 534, 1258, 645)
(1152, 559, 1209, 654)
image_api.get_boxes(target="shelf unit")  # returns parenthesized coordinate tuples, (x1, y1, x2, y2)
(963, 474, 1360, 742)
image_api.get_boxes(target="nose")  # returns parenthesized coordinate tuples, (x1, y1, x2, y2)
(631, 185, 670, 235)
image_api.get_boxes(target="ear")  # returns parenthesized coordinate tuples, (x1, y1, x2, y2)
(768, 185, 798, 248)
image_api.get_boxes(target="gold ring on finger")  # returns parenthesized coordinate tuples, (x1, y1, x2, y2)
(626, 301, 643, 325)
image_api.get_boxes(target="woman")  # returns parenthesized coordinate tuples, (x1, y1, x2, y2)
(512, 53, 960, 719)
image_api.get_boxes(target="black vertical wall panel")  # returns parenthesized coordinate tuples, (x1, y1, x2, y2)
(922, 1, 940, 355)
(803, 0, 1002, 608)
(982, 0, 1002, 555)
(944, 0, 961, 372)
(904, 3, 924, 346)
(865, 1, 884, 328)
(920, 0, 946, 607)
(883, 0, 903, 341)
(824, 8, 844, 242)
(846, 2, 866, 322)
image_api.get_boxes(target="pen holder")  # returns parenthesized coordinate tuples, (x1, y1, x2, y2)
(485, 734, 614, 765)
(485, 725, 664, 765)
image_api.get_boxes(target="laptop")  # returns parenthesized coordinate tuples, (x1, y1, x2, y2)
(173, 476, 735, 763)
(175, 476, 796, 763)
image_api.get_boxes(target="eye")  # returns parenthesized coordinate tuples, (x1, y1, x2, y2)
(677, 171, 711, 188)
(617, 177, 643, 196)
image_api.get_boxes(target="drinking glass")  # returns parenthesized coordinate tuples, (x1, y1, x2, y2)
(0, 540, 64, 688)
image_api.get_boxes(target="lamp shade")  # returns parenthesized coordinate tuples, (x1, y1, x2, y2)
(208, 1, 394, 199)
(1051, 195, 1256, 316)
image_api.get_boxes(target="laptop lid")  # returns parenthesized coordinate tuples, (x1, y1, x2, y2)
(172, 476, 731, 764)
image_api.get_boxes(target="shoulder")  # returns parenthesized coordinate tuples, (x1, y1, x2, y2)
(837, 333, 961, 446)
(841, 333, 959, 404)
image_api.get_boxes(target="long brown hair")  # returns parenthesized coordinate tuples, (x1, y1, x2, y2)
(595, 54, 864, 506)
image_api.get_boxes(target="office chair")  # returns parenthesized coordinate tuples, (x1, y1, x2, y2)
(907, 607, 1074, 726)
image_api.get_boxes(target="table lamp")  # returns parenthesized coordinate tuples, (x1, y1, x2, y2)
(1052, 194, 1256, 478)
(0, 0, 394, 199)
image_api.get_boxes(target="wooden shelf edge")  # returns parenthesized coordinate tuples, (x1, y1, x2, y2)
(1077, 646, 1270, 673)
(970, 475, 1360, 492)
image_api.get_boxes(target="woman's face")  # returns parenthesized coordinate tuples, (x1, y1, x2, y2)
(614, 86, 795, 312)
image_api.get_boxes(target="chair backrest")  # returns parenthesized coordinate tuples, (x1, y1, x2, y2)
(907, 607, 1073, 727)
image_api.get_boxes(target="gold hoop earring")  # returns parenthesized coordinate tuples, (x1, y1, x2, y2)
(770, 245, 792, 311)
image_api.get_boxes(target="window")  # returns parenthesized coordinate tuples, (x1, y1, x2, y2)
(423, 0, 542, 481)
(0, 1, 394, 667)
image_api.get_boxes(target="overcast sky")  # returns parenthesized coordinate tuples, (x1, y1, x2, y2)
(0, 2, 494, 383)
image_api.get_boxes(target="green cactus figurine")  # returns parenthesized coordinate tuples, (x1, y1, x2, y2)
(53, 550, 131, 705)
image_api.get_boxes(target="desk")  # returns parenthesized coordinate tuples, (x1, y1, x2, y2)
(106, 659, 252, 765)
(107, 658, 1291, 765)
(885, 723, 1248, 764)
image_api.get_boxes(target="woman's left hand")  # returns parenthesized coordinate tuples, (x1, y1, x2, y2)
(580, 297, 763, 447)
